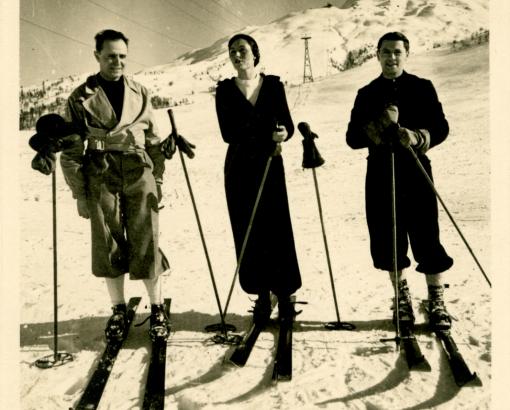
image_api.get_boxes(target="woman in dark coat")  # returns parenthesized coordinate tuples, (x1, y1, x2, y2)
(215, 33, 302, 324)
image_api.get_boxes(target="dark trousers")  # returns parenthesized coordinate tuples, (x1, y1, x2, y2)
(225, 150, 302, 296)
(365, 150, 453, 274)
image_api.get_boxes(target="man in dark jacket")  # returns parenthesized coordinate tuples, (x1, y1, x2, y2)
(346, 32, 453, 330)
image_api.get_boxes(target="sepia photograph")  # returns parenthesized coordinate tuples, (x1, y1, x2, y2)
(2, 0, 509, 409)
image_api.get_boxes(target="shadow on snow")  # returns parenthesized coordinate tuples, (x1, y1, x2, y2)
(21, 314, 467, 409)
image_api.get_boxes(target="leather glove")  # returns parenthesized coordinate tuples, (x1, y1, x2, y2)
(31, 152, 56, 175)
(50, 134, 82, 153)
(380, 104, 399, 128)
(272, 123, 287, 143)
(363, 120, 385, 146)
(397, 127, 421, 148)
(176, 135, 196, 159)
(161, 134, 196, 159)
(161, 135, 177, 159)
(378, 104, 400, 144)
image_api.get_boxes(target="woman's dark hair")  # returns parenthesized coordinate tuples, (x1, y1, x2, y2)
(228, 33, 260, 66)
(95, 29, 129, 52)
(377, 32, 410, 52)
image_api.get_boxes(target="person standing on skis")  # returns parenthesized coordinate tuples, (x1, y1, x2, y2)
(215, 33, 302, 324)
(346, 31, 453, 330)
(60, 29, 179, 342)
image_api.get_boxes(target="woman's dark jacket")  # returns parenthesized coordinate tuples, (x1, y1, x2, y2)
(215, 74, 302, 295)
(346, 71, 453, 274)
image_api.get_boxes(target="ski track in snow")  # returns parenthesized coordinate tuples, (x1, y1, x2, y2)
(19, 44, 490, 409)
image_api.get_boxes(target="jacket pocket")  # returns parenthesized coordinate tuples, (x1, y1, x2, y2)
(115, 151, 152, 175)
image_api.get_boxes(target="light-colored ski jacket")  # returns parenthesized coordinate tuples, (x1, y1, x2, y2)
(60, 74, 164, 199)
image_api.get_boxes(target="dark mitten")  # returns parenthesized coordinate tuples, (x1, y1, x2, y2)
(380, 104, 399, 128)
(176, 135, 196, 159)
(161, 135, 176, 159)
(397, 127, 422, 148)
(363, 120, 384, 145)
(31, 152, 56, 175)
(297, 122, 325, 168)
(301, 138, 325, 168)
(29, 113, 81, 154)
(378, 104, 400, 145)
(52, 134, 82, 152)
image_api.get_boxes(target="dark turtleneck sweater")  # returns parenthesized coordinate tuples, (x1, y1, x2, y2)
(96, 74, 124, 122)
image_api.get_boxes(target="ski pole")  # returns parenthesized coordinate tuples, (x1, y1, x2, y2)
(28, 113, 84, 368)
(406, 146, 491, 287)
(35, 171, 73, 368)
(390, 147, 401, 349)
(167, 109, 237, 344)
(377, 145, 402, 350)
(297, 122, 354, 331)
(311, 167, 355, 331)
(220, 150, 275, 321)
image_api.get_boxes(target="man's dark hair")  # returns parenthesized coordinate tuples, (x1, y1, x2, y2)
(377, 32, 410, 52)
(228, 33, 260, 66)
(95, 29, 129, 52)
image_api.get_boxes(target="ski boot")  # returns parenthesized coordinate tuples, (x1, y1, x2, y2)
(250, 293, 272, 327)
(278, 295, 300, 323)
(392, 279, 415, 327)
(105, 303, 127, 342)
(148, 303, 171, 341)
(427, 285, 452, 331)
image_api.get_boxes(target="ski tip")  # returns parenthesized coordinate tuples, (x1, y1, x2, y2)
(277, 374, 292, 382)
(410, 358, 432, 372)
(227, 350, 249, 368)
(456, 372, 483, 388)
(271, 369, 292, 383)
(226, 357, 247, 368)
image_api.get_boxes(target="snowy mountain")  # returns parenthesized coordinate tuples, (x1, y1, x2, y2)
(20, 0, 489, 124)
(134, 0, 489, 95)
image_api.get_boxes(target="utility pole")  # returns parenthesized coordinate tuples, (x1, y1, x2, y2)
(301, 36, 314, 83)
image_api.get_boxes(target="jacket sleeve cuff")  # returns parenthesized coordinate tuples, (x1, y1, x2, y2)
(72, 189, 87, 200)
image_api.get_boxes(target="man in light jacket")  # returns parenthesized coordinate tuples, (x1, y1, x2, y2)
(60, 29, 171, 341)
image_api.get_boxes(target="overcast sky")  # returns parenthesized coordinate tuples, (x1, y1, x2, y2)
(19, 0, 349, 87)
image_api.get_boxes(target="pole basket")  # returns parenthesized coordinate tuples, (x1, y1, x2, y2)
(380, 335, 401, 353)
(204, 322, 241, 345)
(207, 332, 243, 346)
(34, 352, 73, 369)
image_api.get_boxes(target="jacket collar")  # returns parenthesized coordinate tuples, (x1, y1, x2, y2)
(83, 74, 140, 95)
(82, 74, 143, 130)
(378, 70, 410, 83)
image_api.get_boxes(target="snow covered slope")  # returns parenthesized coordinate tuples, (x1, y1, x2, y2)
(19, 42, 490, 409)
